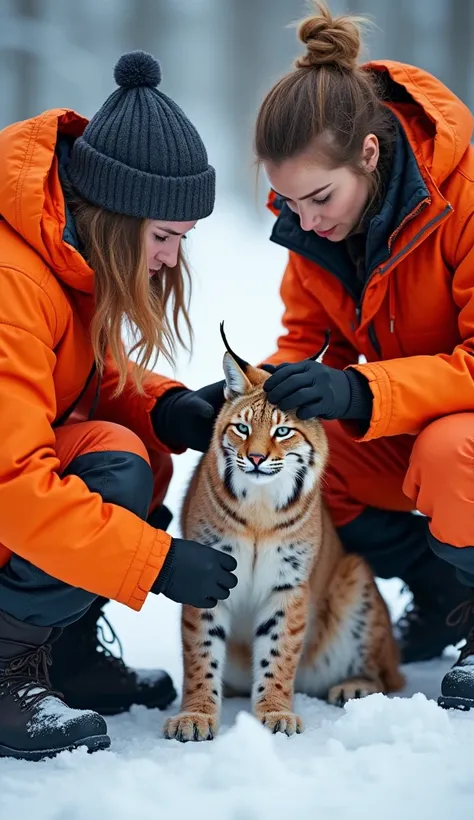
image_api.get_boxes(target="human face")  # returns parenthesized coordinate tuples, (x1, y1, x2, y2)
(264, 135, 379, 242)
(145, 220, 197, 276)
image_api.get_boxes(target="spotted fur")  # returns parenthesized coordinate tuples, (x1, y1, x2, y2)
(164, 351, 404, 742)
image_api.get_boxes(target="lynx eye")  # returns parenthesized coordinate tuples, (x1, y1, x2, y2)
(275, 426, 291, 438)
(235, 423, 250, 436)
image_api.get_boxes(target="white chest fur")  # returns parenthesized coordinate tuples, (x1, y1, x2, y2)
(200, 533, 313, 643)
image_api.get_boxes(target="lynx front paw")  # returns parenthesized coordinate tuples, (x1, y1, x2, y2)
(163, 711, 217, 742)
(259, 710, 303, 736)
(328, 677, 381, 707)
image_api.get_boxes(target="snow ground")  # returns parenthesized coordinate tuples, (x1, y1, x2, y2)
(1, 201, 473, 819)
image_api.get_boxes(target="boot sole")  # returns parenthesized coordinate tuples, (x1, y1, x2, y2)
(438, 695, 474, 712)
(0, 733, 111, 762)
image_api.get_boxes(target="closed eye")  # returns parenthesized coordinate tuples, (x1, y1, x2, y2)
(154, 233, 188, 243)
(312, 193, 331, 205)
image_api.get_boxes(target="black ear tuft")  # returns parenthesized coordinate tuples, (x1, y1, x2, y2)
(309, 329, 331, 362)
(219, 321, 250, 373)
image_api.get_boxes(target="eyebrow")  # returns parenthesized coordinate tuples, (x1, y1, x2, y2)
(271, 183, 331, 202)
(155, 227, 183, 236)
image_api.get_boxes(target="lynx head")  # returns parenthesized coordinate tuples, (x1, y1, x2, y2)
(213, 324, 329, 508)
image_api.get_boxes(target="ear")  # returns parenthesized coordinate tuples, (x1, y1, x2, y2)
(309, 329, 331, 364)
(223, 351, 252, 399)
(361, 133, 379, 173)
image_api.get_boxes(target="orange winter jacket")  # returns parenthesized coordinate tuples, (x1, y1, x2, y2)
(266, 61, 474, 441)
(0, 109, 184, 609)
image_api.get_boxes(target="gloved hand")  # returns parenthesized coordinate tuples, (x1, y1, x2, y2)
(263, 361, 372, 421)
(152, 381, 225, 452)
(152, 538, 238, 608)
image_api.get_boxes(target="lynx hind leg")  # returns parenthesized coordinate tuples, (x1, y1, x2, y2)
(324, 553, 404, 706)
(350, 554, 405, 694)
(164, 604, 229, 742)
(371, 581, 406, 694)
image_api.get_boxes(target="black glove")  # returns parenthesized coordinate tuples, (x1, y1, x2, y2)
(263, 361, 373, 421)
(152, 381, 225, 452)
(152, 538, 238, 608)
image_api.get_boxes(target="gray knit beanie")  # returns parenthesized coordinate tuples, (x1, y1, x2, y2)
(65, 50, 215, 221)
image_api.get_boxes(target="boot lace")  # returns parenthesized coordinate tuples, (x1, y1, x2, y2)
(1, 645, 64, 711)
(458, 627, 474, 663)
(445, 600, 474, 665)
(445, 599, 474, 629)
(80, 608, 131, 680)
(397, 596, 474, 641)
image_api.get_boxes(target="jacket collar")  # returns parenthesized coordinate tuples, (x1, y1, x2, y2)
(56, 135, 83, 253)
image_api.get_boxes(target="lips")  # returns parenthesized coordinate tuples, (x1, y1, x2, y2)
(315, 226, 336, 238)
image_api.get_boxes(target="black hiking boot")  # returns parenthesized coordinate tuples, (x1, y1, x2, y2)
(438, 594, 474, 710)
(0, 609, 110, 761)
(50, 597, 177, 715)
(394, 555, 474, 664)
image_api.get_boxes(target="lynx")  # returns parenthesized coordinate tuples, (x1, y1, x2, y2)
(164, 328, 403, 742)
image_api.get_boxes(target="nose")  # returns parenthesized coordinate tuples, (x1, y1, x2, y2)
(156, 237, 180, 268)
(299, 209, 321, 232)
(161, 246, 179, 267)
(248, 452, 266, 467)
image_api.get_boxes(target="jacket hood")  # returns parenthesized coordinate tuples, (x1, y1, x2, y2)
(365, 61, 473, 186)
(0, 108, 95, 292)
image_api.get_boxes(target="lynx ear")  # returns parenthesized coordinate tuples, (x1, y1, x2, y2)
(223, 352, 252, 399)
(309, 329, 331, 363)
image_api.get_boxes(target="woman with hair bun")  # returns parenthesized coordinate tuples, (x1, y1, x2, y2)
(256, 2, 474, 710)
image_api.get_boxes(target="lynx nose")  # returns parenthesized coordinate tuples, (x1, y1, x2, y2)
(248, 452, 266, 467)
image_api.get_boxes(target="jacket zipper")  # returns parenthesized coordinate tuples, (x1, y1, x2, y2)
(358, 198, 431, 321)
(357, 201, 452, 354)
(271, 200, 453, 357)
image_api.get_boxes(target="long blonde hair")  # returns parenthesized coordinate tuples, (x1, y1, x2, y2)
(66, 185, 192, 396)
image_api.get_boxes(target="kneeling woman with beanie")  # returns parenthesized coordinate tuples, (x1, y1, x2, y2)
(0, 51, 236, 760)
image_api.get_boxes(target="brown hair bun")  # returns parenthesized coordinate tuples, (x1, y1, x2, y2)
(295, 1, 363, 72)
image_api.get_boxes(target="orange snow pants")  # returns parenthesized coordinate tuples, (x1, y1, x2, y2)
(323, 413, 474, 549)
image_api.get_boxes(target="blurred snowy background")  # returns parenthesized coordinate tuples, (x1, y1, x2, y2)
(1, 1, 474, 818)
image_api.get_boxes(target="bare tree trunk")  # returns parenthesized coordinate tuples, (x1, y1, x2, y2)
(224, 0, 303, 205)
(14, 0, 40, 120)
(447, 0, 473, 106)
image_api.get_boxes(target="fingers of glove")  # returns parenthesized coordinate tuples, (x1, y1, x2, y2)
(220, 552, 238, 572)
(190, 396, 214, 420)
(263, 362, 311, 393)
(296, 401, 328, 421)
(265, 374, 312, 405)
(217, 567, 238, 591)
(184, 417, 215, 453)
(215, 584, 231, 601)
(199, 596, 218, 609)
(265, 372, 315, 406)
(216, 563, 238, 589)
(275, 386, 324, 413)
(194, 380, 225, 412)
(261, 362, 295, 376)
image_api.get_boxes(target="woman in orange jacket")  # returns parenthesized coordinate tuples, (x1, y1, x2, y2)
(255, 3, 474, 711)
(0, 50, 237, 760)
